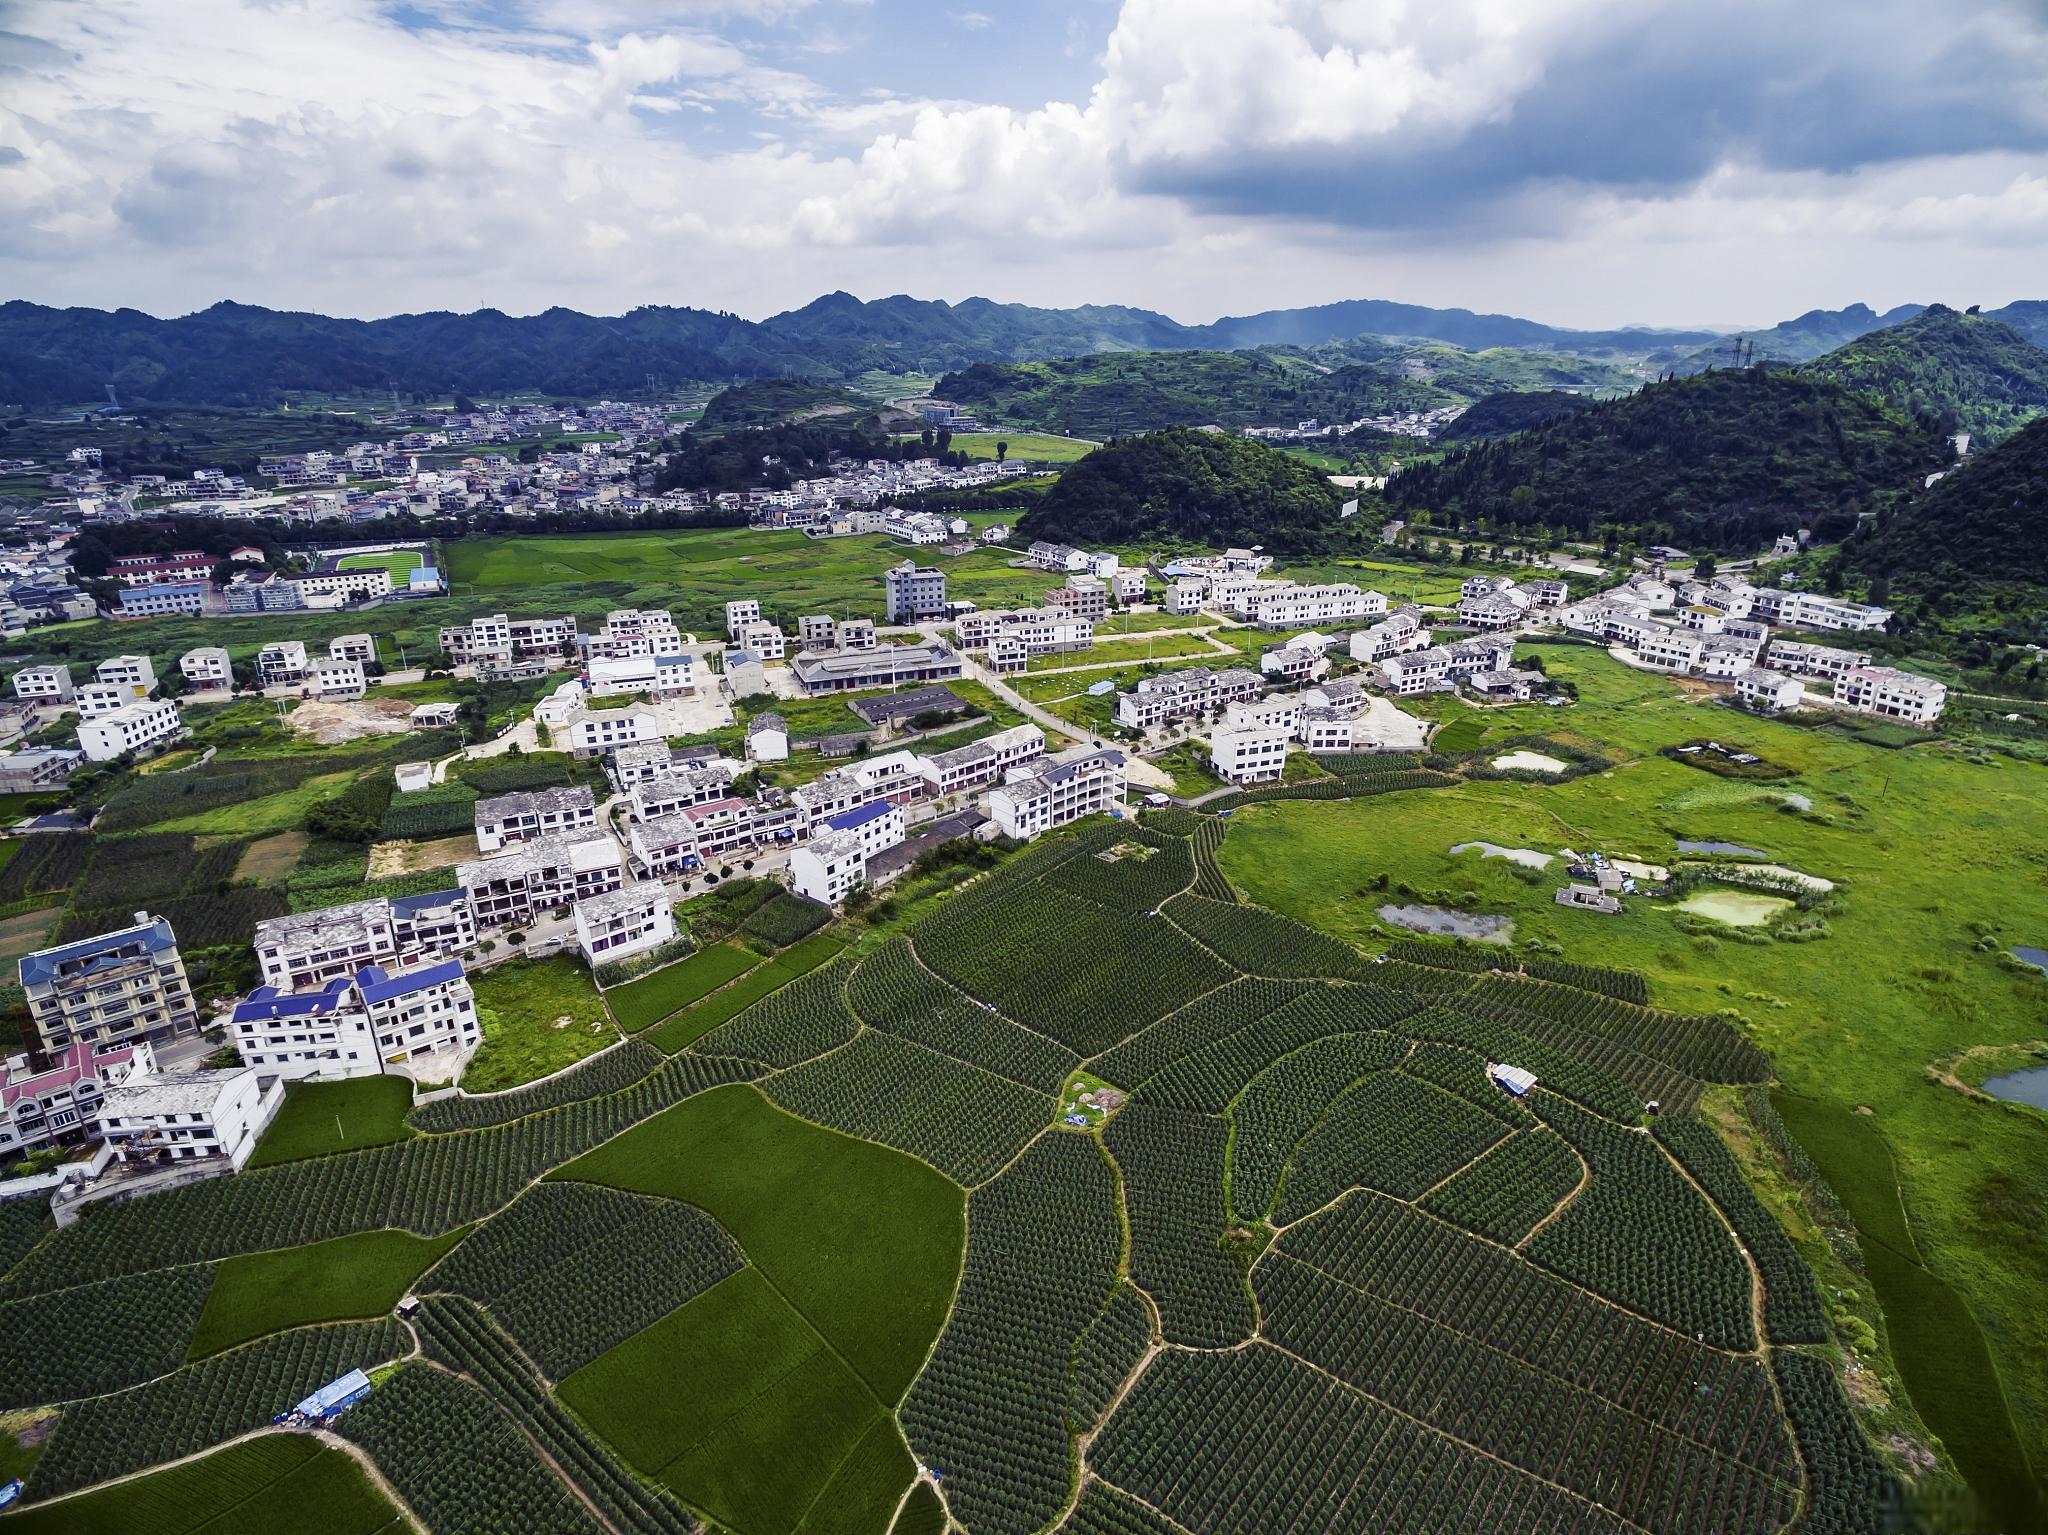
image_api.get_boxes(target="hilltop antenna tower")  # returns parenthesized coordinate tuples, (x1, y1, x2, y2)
(104, 383, 120, 410)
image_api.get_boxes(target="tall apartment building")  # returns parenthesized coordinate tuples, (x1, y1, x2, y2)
(18, 914, 199, 1051)
(884, 561, 948, 623)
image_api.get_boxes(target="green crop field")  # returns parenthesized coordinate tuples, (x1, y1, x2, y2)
(607, 942, 763, 1032)
(2, 1433, 402, 1534)
(249, 1076, 417, 1168)
(553, 1083, 965, 1403)
(188, 1227, 464, 1358)
(464, 954, 620, 1092)
(560, 1267, 910, 1535)
(896, 431, 1099, 463)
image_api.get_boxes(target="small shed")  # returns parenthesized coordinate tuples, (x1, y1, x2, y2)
(1488, 1063, 1538, 1098)
(293, 1368, 372, 1421)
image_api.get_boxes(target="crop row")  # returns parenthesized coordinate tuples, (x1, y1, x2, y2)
(1399, 1040, 1538, 1128)
(1654, 1116, 1830, 1344)
(424, 1181, 743, 1379)
(1527, 1095, 1756, 1350)
(1103, 1105, 1255, 1348)
(1449, 986, 1706, 1114)
(1273, 1071, 1507, 1223)
(1092, 1343, 1638, 1535)
(1067, 1282, 1152, 1434)
(902, 1133, 1121, 1535)
(0, 1262, 215, 1408)
(847, 937, 1076, 1092)
(340, 1362, 605, 1535)
(689, 951, 862, 1067)
(0, 1198, 49, 1283)
(1380, 940, 1505, 974)
(914, 879, 1231, 1056)
(1278, 1192, 1794, 1475)
(1467, 975, 1769, 1083)
(412, 1295, 696, 1535)
(24, 1319, 411, 1499)
(1419, 1127, 1585, 1245)
(2, 1052, 761, 1296)
(1773, 1349, 1904, 1535)
(378, 782, 479, 840)
(1187, 815, 1234, 902)
(1521, 955, 1652, 1005)
(1163, 893, 1373, 980)
(1090, 977, 1315, 1089)
(1045, 836, 1195, 913)
(1062, 1480, 1183, 1535)
(411, 1038, 666, 1133)
(739, 888, 834, 946)
(1131, 984, 1418, 1112)
(0, 831, 90, 903)
(764, 1029, 1053, 1186)
(1257, 1252, 1799, 1535)
(1226, 1033, 1407, 1222)
(1399, 1005, 1644, 1123)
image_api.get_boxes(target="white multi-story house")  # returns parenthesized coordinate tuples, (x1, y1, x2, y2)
(631, 766, 738, 822)
(459, 832, 626, 928)
(1351, 612, 1432, 664)
(1298, 707, 1360, 753)
(737, 621, 787, 662)
(1244, 583, 1384, 629)
(1767, 640, 1871, 682)
(78, 698, 184, 762)
(75, 680, 143, 719)
(330, 633, 378, 665)
(310, 659, 367, 700)
(179, 647, 234, 689)
(19, 915, 198, 1052)
(609, 741, 676, 788)
(1224, 695, 1303, 736)
(99, 1067, 276, 1171)
(884, 561, 949, 623)
(1211, 724, 1290, 784)
(1260, 636, 1330, 684)
(1027, 541, 1087, 573)
(253, 898, 400, 992)
(1732, 667, 1805, 712)
(585, 609, 684, 660)
(1165, 578, 1208, 615)
(96, 654, 157, 693)
(746, 715, 789, 763)
(789, 828, 869, 906)
(1635, 624, 1705, 673)
(475, 785, 599, 853)
(628, 811, 706, 877)
(1835, 666, 1947, 724)
(724, 598, 762, 640)
(1458, 591, 1527, 629)
(955, 608, 1094, 657)
(563, 705, 662, 758)
(1381, 648, 1451, 695)
(231, 959, 479, 1078)
(1046, 576, 1109, 622)
(1115, 667, 1263, 730)
(916, 724, 1044, 795)
(587, 653, 694, 698)
(439, 613, 578, 666)
(574, 881, 677, 966)
(11, 664, 74, 703)
(986, 749, 1125, 840)
(257, 640, 310, 687)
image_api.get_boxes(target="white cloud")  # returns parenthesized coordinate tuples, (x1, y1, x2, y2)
(0, 0, 2042, 325)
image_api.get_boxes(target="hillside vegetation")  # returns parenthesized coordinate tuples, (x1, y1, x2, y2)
(1385, 368, 1948, 552)
(1016, 428, 1346, 553)
(695, 378, 880, 432)
(1849, 415, 2048, 595)
(1800, 304, 2048, 442)
(1434, 389, 1602, 441)
(937, 352, 1442, 437)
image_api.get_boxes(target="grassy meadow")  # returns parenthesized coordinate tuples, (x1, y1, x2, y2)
(188, 1227, 462, 1359)
(464, 954, 619, 1092)
(1216, 642, 2048, 1523)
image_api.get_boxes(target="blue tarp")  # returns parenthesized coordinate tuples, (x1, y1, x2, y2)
(295, 1369, 372, 1419)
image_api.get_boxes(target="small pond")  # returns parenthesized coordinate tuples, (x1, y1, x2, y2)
(1379, 903, 1511, 942)
(1674, 890, 1795, 928)
(1981, 1067, 2048, 1112)
(1491, 750, 1569, 774)
(2013, 945, 2048, 976)
(1450, 841, 1553, 869)
(1677, 840, 1768, 858)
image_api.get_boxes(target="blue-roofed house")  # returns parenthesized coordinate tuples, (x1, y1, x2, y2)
(230, 959, 479, 1080)
(18, 913, 198, 1052)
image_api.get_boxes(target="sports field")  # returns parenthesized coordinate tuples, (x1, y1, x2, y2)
(895, 431, 1098, 463)
(335, 550, 424, 576)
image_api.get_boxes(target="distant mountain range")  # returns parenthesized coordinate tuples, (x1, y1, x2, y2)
(1, 290, 2039, 414)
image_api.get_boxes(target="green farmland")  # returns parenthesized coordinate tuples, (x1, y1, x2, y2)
(188, 1226, 463, 1358)
(334, 549, 425, 576)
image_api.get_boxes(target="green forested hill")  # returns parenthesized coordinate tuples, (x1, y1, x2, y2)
(695, 378, 879, 432)
(1384, 369, 1948, 552)
(936, 352, 1444, 437)
(1849, 416, 2048, 594)
(1435, 390, 1602, 442)
(1800, 305, 2048, 442)
(1015, 428, 1346, 553)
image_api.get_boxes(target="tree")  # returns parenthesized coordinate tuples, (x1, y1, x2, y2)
(68, 533, 114, 579)
(995, 440, 1008, 463)
(1693, 555, 1718, 582)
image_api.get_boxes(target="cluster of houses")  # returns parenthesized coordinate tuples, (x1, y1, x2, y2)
(110, 545, 447, 620)
(8, 654, 185, 766)
(1558, 570, 1944, 722)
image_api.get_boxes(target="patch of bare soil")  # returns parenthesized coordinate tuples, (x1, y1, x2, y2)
(367, 831, 477, 877)
(288, 696, 416, 744)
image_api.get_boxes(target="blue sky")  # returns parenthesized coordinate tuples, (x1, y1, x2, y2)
(2, 0, 2046, 327)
